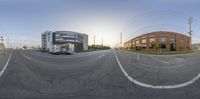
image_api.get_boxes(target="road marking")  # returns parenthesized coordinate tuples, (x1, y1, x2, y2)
(114, 50, 200, 89)
(0, 50, 13, 77)
(138, 63, 185, 69)
(98, 54, 104, 59)
(149, 56, 169, 64)
(175, 58, 185, 62)
(22, 54, 32, 60)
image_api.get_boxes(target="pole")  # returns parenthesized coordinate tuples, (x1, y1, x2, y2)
(138, 53, 140, 61)
(94, 35, 96, 46)
(93, 35, 96, 51)
(188, 17, 193, 50)
(120, 32, 122, 49)
(101, 37, 103, 46)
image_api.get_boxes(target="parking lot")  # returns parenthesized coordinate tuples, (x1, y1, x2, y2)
(0, 49, 200, 99)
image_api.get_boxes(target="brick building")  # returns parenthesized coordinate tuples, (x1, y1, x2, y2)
(124, 31, 191, 52)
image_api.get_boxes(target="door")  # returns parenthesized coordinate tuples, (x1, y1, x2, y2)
(170, 44, 176, 51)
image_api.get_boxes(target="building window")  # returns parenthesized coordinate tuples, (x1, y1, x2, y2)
(136, 41, 140, 45)
(142, 39, 146, 44)
(187, 46, 190, 49)
(149, 38, 156, 43)
(170, 38, 176, 42)
(142, 45, 146, 49)
(160, 44, 166, 49)
(180, 44, 184, 49)
(181, 39, 184, 43)
(149, 44, 155, 49)
(160, 38, 166, 42)
(132, 41, 135, 45)
(170, 34, 176, 38)
(129, 42, 131, 46)
(160, 33, 166, 37)
(187, 38, 190, 43)
(170, 44, 176, 51)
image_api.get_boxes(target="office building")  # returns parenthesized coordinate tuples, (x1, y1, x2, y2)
(41, 31, 88, 52)
(124, 31, 191, 52)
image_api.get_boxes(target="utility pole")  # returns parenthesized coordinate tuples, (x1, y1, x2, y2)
(188, 17, 193, 50)
(101, 37, 103, 46)
(120, 32, 122, 49)
(94, 35, 96, 46)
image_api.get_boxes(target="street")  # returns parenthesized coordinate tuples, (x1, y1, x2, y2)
(0, 50, 200, 99)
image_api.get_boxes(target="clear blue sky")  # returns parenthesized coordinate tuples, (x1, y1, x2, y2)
(0, 0, 200, 47)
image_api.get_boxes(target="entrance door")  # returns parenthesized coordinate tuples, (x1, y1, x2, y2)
(170, 44, 176, 51)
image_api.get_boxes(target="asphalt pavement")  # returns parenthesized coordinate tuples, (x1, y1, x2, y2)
(0, 49, 200, 99)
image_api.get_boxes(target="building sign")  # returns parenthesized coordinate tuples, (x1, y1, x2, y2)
(53, 32, 83, 44)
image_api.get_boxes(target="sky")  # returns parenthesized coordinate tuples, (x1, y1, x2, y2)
(0, 0, 200, 48)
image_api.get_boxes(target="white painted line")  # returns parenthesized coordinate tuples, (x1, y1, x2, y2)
(98, 54, 104, 59)
(114, 50, 200, 89)
(149, 56, 169, 64)
(0, 50, 13, 77)
(138, 63, 185, 69)
(22, 54, 32, 60)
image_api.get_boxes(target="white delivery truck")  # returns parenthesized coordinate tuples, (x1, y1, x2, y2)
(49, 45, 61, 54)
(61, 43, 75, 54)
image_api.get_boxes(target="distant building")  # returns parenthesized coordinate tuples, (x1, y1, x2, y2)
(124, 31, 191, 52)
(193, 43, 200, 51)
(41, 31, 88, 52)
(0, 43, 5, 50)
